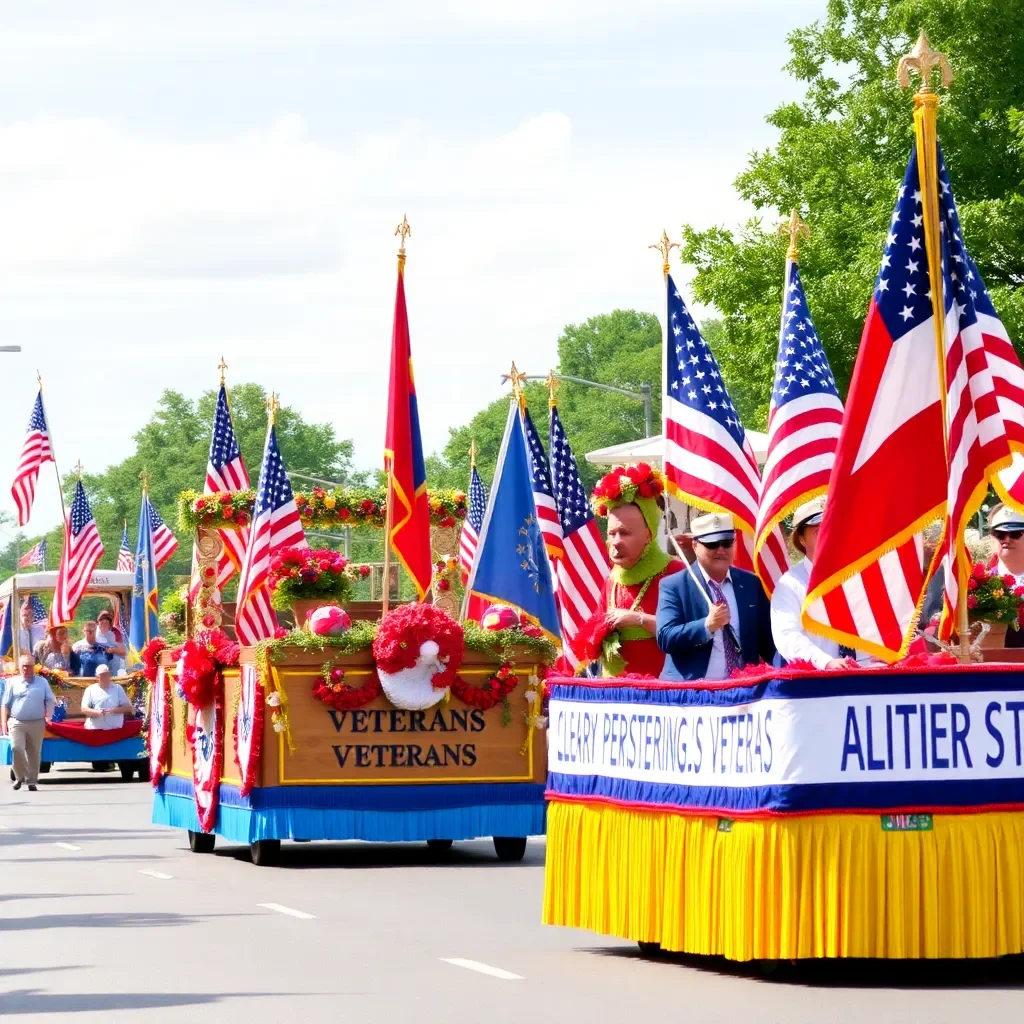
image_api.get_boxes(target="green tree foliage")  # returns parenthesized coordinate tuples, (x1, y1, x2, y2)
(0, 385, 355, 597)
(680, 0, 1024, 429)
(430, 310, 663, 492)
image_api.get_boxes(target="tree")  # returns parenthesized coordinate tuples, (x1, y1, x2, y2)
(428, 310, 663, 493)
(679, 0, 1024, 429)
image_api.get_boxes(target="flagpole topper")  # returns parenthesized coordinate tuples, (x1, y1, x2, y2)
(139, 469, 151, 495)
(217, 356, 228, 386)
(545, 371, 560, 408)
(72, 461, 83, 480)
(469, 439, 477, 469)
(777, 209, 810, 261)
(898, 31, 952, 94)
(36, 369, 42, 390)
(501, 362, 528, 409)
(265, 391, 280, 427)
(395, 214, 412, 271)
(649, 229, 679, 278)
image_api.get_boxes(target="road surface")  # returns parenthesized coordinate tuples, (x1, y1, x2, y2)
(1, 767, 1023, 1022)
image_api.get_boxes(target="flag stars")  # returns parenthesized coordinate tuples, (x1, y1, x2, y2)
(908, 236, 922, 252)
(899, 305, 915, 322)
(902, 282, 916, 298)
(906, 259, 919, 274)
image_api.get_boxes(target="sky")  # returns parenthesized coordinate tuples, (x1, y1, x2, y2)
(0, 0, 826, 538)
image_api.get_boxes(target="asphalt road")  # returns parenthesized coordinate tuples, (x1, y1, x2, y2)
(2, 768, 1024, 1023)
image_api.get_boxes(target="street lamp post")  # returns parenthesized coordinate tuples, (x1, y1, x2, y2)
(513, 373, 654, 437)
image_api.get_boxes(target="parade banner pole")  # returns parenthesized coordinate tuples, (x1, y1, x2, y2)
(898, 33, 964, 659)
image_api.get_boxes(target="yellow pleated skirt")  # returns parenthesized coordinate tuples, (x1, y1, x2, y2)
(543, 799, 1024, 960)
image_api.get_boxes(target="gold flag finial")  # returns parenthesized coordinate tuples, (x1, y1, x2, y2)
(395, 214, 411, 270)
(139, 469, 151, 494)
(217, 355, 228, 386)
(265, 391, 280, 426)
(501, 362, 528, 409)
(36, 369, 42, 390)
(72, 460, 84, 480)
(777, 209, 810, 260)
(649, 229, 679, 277)
(898, 31, 952, 93)
(545, 371, 560, 408)
(469, 439, 478, 469)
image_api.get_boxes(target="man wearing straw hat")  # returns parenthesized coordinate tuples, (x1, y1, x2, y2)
(656, 511, 774, 681)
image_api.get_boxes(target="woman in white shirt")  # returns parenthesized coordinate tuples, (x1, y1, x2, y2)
(770, 495, 859, 671)
(80, 664, 134, 730)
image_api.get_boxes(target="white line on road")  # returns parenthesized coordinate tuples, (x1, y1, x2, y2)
(53, 842, 81, 851)
(257, 902, 315, 920)
(440, 958, 524, 980)
(139, 869, 173, 880)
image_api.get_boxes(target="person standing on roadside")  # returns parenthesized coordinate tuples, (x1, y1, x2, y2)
(0, 653, 55, 791)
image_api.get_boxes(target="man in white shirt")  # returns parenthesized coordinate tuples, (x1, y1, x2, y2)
(80, 664, 134, 730)
(771, 496, 859, 670)
(18, 602, 46, 658)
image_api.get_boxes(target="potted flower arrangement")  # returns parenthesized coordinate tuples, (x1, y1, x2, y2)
(965, 562, 1024, 648)
(267, 546, 371, 627)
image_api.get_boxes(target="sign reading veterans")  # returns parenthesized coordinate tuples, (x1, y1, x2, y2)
(546, 668, 1024, 815)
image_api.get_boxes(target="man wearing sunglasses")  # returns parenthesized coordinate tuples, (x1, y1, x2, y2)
(656, 512, 775, 681)
(990, 506, 1024, 650)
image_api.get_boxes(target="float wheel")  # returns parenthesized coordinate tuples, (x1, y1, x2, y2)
(137, 761, 151, 783)
(637, 941, 663, 957)
(493, 836, 527, 862)
(426, 839, 453, 853)
(39, 762, 51, 774)
(250, 839, 281, 866)
(188, 830, 216, 854)
(118, 763, 136, 781)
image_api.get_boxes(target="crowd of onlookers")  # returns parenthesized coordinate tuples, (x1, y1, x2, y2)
(18, 603, 128, 677)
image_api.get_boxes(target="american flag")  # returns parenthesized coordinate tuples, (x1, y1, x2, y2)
(549, 402, 609, 667)
(10, 391, 54, 527)
(234, 421, 306, 645)
(754, 258, 845, 578)
(663, 273, 789, 593)
(18, 538, 47, 569)
(804, 143, 1024, 659)
(117, 523, 134, 572)
(146, 498, 179, 570)
(189, 384, 251, 599)
(25, 594, 47, 623)
(521, 406, 564, 561)
(458, 465, 487, 583)
(49, 480, 104, 627)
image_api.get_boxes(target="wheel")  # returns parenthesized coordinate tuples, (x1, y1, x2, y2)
(250, 839, 281, 866)
(492, 836, 528, 862)
(188, 829, 216, 853)
(118, 763, 136, 781)
(637, 941, 664, 957)
(137, 761, 151, 783)
(426, 838, 453, 853)
(39, 762, 51, 774)
(757, 959, 780, 977)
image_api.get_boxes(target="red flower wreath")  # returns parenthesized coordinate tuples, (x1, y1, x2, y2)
(449, 662, 519, 710)
(141, 637, 168, 685)
(177, 629, 239, 707)
(312, 664, 382, 711)
(373, 604, 464, 690)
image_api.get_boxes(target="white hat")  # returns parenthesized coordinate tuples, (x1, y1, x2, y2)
(94, 663, 111, 677)
(792, 495, 827, 531)
(990, 505, 1024, 532)
(691, 512, 735, 544)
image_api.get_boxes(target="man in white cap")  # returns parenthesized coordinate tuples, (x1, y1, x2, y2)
(80, 664, 134, 731)
(656, 511, 775, 681)
(770, 495, 859, 670)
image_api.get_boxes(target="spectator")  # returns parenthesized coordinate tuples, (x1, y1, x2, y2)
(71, 621, 110, 678)
(95, 610, 127, 675)
(80, 664, 134, 730)
(34, 626, 73, 671)
(18, 601, 46, 657)
(0, 653, 55, 791)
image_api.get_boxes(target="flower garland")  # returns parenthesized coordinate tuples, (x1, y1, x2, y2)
(141, 638, 168, 685)
(520, 672, 548, 755)
(449, 661, 519, 710)
(431, 555, 460, 594)
(177, 629, 240, 707)
(37, 665, 71, 690)
(178, 486, 468, 533)
(313, 661, 382, 711)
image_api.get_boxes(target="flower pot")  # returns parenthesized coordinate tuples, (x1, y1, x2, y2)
(977, 621, 1009, 649)
(291, 599, 333, 628)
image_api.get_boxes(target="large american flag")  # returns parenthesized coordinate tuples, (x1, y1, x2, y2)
(458, 465, 487, 583)
(234, 422, 306, 645)
(804, 143, 1024, 659)
(663, 273, 789, 593)
(754, 258, 844, 578)
(146, 499, 179, 570)
(11, 391, 54, 527)
(117, 523, 134, 572)
(49, 480, 105, 627)
(18, 538, 47, 569)
(189, 384, 251, 599)
(521, 406, 564, 561)
(549, 402, 609, 667)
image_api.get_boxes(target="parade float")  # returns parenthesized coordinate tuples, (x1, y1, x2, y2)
(543, 35, 1024, 963)
(149, 487, 554, 865)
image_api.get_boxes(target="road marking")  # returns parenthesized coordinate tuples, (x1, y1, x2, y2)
(257, 902, 315, 920)
(53, 842, 81, 851)
(440, 958, 524, 980)
(139, 869, 173, 880)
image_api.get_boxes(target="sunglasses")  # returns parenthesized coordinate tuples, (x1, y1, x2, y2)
(994, 530, 1024, 540)
(700, 539, 735, 551)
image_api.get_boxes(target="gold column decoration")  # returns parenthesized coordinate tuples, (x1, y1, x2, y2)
(777, 209, 810, 260)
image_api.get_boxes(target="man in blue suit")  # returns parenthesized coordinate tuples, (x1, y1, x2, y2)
(656, 512, 775, 681)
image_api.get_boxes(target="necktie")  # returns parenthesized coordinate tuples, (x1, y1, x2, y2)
(707, 578, 740, 675)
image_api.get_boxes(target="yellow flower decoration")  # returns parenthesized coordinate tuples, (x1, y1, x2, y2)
(324, 495, 336, 509)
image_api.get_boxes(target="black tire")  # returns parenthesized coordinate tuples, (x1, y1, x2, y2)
(39, 762, 51, 774)
(137, 761, 151, 783)
(637, 941, 664, 957)
(250, 839, 281, 866)
(493, 836, 528, 862)
(757, 959, 781, 977)
(118, 763, 136, 781)
(188, 829, 216, 854)
(426, 838, 454, 853)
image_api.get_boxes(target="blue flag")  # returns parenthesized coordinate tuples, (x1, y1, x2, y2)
(0, 598, 11, 659)
(128, 493, 161, 664)
(464, 401, 561, 640)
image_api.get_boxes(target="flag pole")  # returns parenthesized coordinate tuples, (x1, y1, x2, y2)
(37, 370, 69, 530)
(899, 32, 962, 658)
(140, 470, 151, 647)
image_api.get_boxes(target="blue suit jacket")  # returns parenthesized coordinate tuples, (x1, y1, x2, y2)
(656, 566, 775, 681)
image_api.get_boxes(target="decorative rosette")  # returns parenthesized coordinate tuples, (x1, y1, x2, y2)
(590, 462, 665, 517)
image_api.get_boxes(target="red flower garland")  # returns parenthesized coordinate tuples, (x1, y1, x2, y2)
(234, 666, 264, 798)
(449, 662, 519, 710)
(373, 604, 464, 690)
(141, 637, 168, 685)
(177, 629, 239, 707)
(312, 664, 382, 711)
(590, 462, 665, 516)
